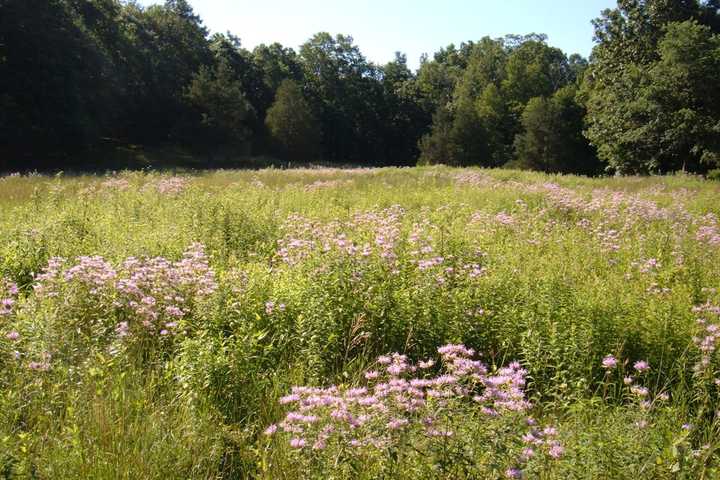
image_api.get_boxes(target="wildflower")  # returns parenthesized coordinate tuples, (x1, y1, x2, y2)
(270, 345, 541, 460)
(630, 386, 649, 397)
(520, 447, 535, 460)
(289, 438, 306, 449)
(357, 396, 379, 406)
(28, 353, 51, 372)
(165, 306, 184, 317)
(505, 468, 522, 478)
(264, 424, 278, 436)
(387, 418, 409, 430)
(346, 387, 368, 397)
(115, 322, 129, 338)
(633, 361, 650, 373)
(5, 331, 20, 341)
(265, 301, 275, 315)
(623, 376, 634, 385)
(433, 375, 458, 386)
(548, 443, 564, 459)
(280, 394, 301, 404)
(601, 355, 618, 369)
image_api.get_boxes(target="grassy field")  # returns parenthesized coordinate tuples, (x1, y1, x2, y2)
(1, 167, 720, 479)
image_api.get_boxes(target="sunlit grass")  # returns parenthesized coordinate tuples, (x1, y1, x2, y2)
(0, 167, 719, 478)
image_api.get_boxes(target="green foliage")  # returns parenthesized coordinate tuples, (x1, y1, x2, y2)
(185, 60, 255, 145)
(514, 86, 601, 174)
(501, 37, 571, 109)
(0, 168, 719, 477)
(265, 80, 321, 162)
(417, 35, 588, 170)
(0, 0, 121, 149)
(583, 2, 720, 174)
(298, 33, 399, 164)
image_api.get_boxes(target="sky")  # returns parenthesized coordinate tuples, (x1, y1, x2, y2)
(136, 0, 617, 70)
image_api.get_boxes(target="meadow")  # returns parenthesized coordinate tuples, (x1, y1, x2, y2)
(1, 166, 720, 479)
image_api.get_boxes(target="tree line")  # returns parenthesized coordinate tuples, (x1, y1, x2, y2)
(1, 0, 719, 174)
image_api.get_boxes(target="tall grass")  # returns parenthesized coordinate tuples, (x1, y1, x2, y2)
(0, 167, 719, 478)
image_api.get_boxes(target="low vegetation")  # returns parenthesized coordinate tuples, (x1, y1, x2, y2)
(1, 167, 720, 478)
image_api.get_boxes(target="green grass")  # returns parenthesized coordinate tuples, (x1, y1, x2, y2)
(0, 166, 719, 478)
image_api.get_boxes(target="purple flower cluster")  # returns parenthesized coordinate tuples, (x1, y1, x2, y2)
(101, 178, 131, 191)
(453, 172, 494, 188)
(275, 208, 488, 289)
(0, 277, 19, 316)
(601, 355, 618, 369)
(600, 354, 662, 408)
(697, 215, 720, 247)
(637, 258, 661, 274)
(28, 352, 52, 372)
(151, 177, 189, 195)
(692, 302, 720, 371)
(275, 207, 407, 267)
(266, 344, 560, 470)
(494, 212, 516, 226)
(33, 243, 217, 338)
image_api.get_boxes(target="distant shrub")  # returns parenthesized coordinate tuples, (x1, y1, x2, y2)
(707, 169, 720, 181)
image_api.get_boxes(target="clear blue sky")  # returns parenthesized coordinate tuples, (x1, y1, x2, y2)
(137, 0, 617, 70)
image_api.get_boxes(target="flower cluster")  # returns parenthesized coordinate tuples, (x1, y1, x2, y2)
(453, 171, 494, 188)
(495, 211, 516, 226)
(100, 178, 131, 191)
(636, 258, 661, 274)
(266, 345, 561, 474)
(696, 215, 720, 247)
(692, 302, 720, 372)
(600, 354, 661, 409)
(28, 352, 52, 372)
(33, 243, 217, 338)
(148, 177, 189, 195)
(275, 208, 488, 290)
(116, 243, 217, 336)
(0, 277, 19, 317)
(303, 179, 353, 192)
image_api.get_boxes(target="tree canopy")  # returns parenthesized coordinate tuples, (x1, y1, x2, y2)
(265, 79, 321, 162)
(1, 0, 719, 175)
(582, 0, 720, 173)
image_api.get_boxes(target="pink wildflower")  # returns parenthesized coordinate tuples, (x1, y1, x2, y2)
(633, 361, 650, 373)
(548, 443, 564, 459)
(601, 355, 618, 369)
(264, 424, 278, 436)
(289, 438, 306, 449)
